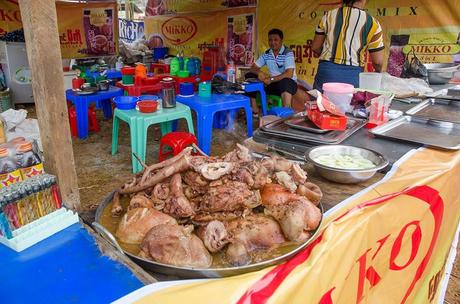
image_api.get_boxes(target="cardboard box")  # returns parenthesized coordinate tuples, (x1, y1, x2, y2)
(307, 92, 347, 131)
(308, 107, 347, 131)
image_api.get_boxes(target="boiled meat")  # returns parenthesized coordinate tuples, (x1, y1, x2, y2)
(196, 220, 229, 253)
(127, 194, 154, 210)
(261, 183, 322, 242)
(116, 207, 176, 244)
(164, 173, 195, 218)
(224, 214, 286, 266)
(140, 224, 212, 268)
(199, 181, 260, 212)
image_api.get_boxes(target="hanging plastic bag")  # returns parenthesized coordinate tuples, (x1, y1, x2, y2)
(400, 49, 428, 80)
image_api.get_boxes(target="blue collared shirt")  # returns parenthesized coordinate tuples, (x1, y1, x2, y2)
(255, 45, 297, 81)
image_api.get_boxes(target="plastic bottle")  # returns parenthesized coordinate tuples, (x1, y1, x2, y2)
(184, 57, 190, 71)
(16, 141, 41, 170)
(115, 57, 123, 71)
(178, 51, 185, 70)
(194, 57, 201, 75)
(0, 147, 17, 176)
(170, 57, 180, 76)
(226, 61, 236, 83)
(186, 58, 196, 76)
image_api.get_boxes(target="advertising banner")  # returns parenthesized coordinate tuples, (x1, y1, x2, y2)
(257, 0, 460, 84)
(145, 0, 256, 16)
(227, 14, 254, 66)
(0, 0, 22, 37)
(144, 7, 255, 58)
(114, 148, 460, 304)
(57, 2, 118, 58)
(119, 18, 145, 43)
(0, 0, 118, 59)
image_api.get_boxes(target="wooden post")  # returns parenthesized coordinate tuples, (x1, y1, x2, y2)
(18, 0, 80, 210)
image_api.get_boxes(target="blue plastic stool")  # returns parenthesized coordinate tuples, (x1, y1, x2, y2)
(213, 110, 237, 129)
(243, 81, 268, 116)
(268, 106, 295, 118)
(176, 93, 252, 155)
(65, 86, 124, 139)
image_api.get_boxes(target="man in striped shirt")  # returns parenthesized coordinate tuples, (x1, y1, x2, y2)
(312, 0, 385, 91)
(249, 28, 298, 111)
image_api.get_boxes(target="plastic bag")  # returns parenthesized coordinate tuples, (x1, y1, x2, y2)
(401, 49, 428, 79)
(381, 72, 432, 97)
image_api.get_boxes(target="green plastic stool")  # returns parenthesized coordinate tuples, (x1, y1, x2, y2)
(256, 94, 282, 109)
(111, 102, 195, 173)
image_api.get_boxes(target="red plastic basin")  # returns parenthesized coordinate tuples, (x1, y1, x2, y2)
(138, 101, 158, 113)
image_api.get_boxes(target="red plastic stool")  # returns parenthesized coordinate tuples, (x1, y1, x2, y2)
(68, 105, 100, 137)
(158, 132, 198, 162)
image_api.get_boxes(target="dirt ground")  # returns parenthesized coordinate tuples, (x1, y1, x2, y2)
(21, 104, 460, 302)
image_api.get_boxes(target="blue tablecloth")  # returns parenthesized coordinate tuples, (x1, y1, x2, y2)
(0, 223, 144, 304)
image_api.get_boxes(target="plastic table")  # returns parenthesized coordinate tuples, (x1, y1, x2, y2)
(65, 86, 123, 139)
(116, 81, 163, 97)
(242, 81, 268, 116)
(0, 223, 143, 304)
(176, 94, 252, 155)
(112, 102, 195, 173)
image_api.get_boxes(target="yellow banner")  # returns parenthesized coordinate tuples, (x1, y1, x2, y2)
(144, 7, 255, 59)
(0, 0, 21, 37)
(114, 148, 460, 303)
(145, 0, 256, 16)
(257, 0, 460, 84)
(56, 1, 118, 59)
(0, 0, 118, 59)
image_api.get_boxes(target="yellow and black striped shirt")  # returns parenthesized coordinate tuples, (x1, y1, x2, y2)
(316, 6, 384, 67)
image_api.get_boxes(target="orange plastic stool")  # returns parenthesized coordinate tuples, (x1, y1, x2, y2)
(158, 132, 198, 162)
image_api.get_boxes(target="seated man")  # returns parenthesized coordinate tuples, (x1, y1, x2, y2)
(248, 28, 298, 113)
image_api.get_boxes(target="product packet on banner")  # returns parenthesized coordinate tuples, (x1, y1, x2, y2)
(20, 163, 45, 180)
(0, 170, 23, 189)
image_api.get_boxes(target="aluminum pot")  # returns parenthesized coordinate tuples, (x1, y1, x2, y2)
(93, 192, 323, 278)
(424, 63, 460, 85)
(305, 145, 389, 184)
(97, 80, 110, 91)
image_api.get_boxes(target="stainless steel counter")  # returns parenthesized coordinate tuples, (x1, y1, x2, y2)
(253, 100, 421, 170)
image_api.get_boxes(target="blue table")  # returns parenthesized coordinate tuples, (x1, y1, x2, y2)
(242, 81, 267, 116)
(176, 93, 253, 154)
(66, 86, 123, 139)
(0, 223, 144, 304)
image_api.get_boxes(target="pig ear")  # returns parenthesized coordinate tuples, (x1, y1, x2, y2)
(183, 225, 195, 235)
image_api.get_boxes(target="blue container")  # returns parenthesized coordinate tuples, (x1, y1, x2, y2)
(138, 95, 159, 101)
(179, 82, 194, 96)
(268, 106, 295, 118)
(113, 96, 138, 110)
(186, 58, 196, 76)
(153, 47, 168, 61)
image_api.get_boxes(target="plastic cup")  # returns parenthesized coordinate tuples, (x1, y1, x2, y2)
(322, 82, 354, 113)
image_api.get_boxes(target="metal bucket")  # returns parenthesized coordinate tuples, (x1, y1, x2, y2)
(93, 191, 324, 279)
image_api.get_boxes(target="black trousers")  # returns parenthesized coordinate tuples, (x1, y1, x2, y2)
(245, 72, 298, 98)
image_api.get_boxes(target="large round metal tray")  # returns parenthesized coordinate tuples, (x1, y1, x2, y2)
(93, 191, 324, 279)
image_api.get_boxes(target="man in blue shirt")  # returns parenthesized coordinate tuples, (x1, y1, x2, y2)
(249, 28, 298, 113)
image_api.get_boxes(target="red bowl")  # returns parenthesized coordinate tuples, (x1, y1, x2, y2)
(138, 101, 158, 113)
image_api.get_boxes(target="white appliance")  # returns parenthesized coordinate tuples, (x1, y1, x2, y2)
(0, 42, 34, 104)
